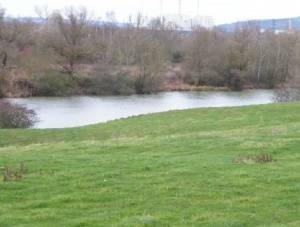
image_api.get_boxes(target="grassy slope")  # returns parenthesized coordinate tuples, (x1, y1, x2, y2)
(0, 102, 299, 226)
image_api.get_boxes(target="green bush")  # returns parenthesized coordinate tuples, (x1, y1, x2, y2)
(31, 70, 73, 96)
(83, 69, 135, 96)
(135, 73, 164, 94)
(171, 51, 185, 63)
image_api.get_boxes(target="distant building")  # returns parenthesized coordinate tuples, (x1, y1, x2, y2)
(144, 14, 214, 31)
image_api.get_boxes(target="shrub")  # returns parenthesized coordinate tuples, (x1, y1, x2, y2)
(0, 69, 9, 98)
(84, 68, 135, 96)
(0, 101, 38, 128)
(2, 162, 26, 182)
(273, 84, 299, 102)
(135, 73, 164, 94)
(171, 51, 185, 63)
(31, 70, 73, 96)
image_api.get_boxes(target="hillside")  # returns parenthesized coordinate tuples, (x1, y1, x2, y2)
(0, 103, 300, 226)
(218, 16, 300, 32)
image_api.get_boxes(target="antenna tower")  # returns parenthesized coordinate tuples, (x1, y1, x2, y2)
(160, 0, 163, 17)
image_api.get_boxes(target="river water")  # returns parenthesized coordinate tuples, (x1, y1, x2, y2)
(6, 90, 275, 128)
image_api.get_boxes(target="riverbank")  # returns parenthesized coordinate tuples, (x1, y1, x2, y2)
(1, 84, 231, 98)
(1, 102, 299, 226)
(0, 63, 255, 98)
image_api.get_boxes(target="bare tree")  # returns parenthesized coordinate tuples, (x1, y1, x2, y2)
(224, 26, 253, 90)
(131, 15, 169, 93)
(183, 27, 226, 86)
(46, 6, 93, 79)
(107, 14, 170, 94)
(34, 5, 51, 21)
(0, 7, 19, 68)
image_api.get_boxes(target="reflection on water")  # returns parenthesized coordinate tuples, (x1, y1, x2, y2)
(6, 90, 274, 128)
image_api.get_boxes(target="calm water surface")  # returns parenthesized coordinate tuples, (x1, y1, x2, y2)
(7, 90, 274, 128)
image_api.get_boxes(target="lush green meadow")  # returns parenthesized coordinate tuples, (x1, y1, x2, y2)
(0, 102, 299, 226)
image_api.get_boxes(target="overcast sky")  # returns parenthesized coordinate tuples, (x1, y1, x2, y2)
(1, 0, 300, 25)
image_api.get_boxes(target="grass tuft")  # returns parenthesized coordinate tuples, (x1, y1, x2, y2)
(2, 162, 26, 182)
(233, 152, 277, 164)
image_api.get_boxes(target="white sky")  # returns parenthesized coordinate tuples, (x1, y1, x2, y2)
(1, 0, 300, 25)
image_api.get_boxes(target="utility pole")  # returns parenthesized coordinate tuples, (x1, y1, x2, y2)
(160, 0, 163, 18)
(179, 0, 181, 15)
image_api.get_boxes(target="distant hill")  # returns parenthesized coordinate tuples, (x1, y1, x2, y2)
(6, 16, 127, 28)
(218, 17, 300, 32)
(7, 16, 300, 33)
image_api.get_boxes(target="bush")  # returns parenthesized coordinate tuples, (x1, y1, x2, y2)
(82, 68, 135, 96)
(273, 84, 299, 102)
(135, 73, 164, 94)
(0, 69, 9, 98)
(0, 101, 38, 128)
(171, 51, 185, 63)
(96, 72, 135, 96)
(31, 70, 73, 96)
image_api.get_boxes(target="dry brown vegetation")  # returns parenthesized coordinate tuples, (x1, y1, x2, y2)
(1, 6, 300, 98)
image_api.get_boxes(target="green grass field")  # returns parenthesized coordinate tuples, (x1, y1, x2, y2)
(0, 102, 299, 226)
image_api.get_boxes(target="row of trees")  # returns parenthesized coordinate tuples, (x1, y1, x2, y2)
(0, 6, 177, 97)
(185, 26, 300, 91)
(1, 6, 300, 98)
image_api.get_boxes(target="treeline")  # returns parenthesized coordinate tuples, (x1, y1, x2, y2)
(0, 6, 300, 98)
(184, 26, 300, 91)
